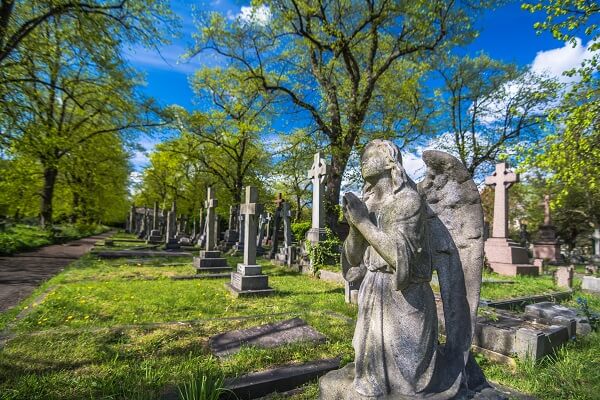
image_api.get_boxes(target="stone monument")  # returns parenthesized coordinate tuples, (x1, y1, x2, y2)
(533, 194, 561, 262)
(128, 204, 135, 234)
(165, 201, 179, 249)
(147, 201, 162, 244)
(268, 194, 284, 259)
(554, 266, 574, 289)
(193, 188, 230, 275)
(256, 213, 266, 255)
(223, 205, 239, 249)
(227, 186, 274, 297)
(320, 140, 492, 399)
(592, 228, 600, 264)
(306, 152, 329, 244)
(483, 163, 538, 276)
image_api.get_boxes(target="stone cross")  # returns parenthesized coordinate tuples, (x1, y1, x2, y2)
(308, 152, 329, 230)
(205, 187, 218, 251)
(257, 213, 266, 247)
(485, 162, 518, 238)
(282, 201, 292, 247)
(165, 210, 174, 244)
(128, 205, 135, 233)
(240, 186, 262, 265)
(542, 194, 552, 226)
(269, 194, 285, 259)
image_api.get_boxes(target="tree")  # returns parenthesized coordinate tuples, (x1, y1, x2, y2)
(190, 0, 498, 235)
(168, 67, 273, 205)
(432, 54, 559, 180)
(0, 15, 163, 226)
(523, 0, 600, 246)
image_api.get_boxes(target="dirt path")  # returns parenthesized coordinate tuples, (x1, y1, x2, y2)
(0, 231, 114, 313)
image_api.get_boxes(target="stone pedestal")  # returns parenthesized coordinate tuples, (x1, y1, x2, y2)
(193, 250, 231, 275)
(533, 224, 561, 262)
(485, 238, 538, 276)
(147, 229, 162, 244)
(306, 227, 327, 244)
(345, 279, 362, 304)
(226, 263, 274, 297)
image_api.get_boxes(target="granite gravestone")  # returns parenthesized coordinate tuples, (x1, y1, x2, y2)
(592, 228, 600, 263)
(484, 163, 537, 276)
(533, 194, 561, 262)
(320, 140, 490, 399)
(227, 186, 274, 297)
(268, 194, 284, 259)
(147, 201, 162, 244)
(165, 202, 179, 249)
(193, 188, 230, 275)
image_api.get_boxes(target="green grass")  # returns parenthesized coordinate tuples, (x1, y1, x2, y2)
(2, 240, 600, 399)
(0, 224, 108, 255)
(0, 252, 355, 399)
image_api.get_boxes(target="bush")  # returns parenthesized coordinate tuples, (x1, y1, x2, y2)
(305, 227, 341, 273)
(291, 221, 311, 240)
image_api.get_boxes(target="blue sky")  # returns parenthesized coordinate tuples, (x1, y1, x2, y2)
(125, 0, 594, 174)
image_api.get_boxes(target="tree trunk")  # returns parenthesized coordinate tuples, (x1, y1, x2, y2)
(40, 166, 58, 228)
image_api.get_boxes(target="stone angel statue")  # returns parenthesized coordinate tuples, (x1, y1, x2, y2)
(320, 140, 490, 399)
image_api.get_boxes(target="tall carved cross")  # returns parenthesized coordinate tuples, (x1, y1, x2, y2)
(240, 186, 262, 265)
(308, 152, 329, 230)
(205, 187, 218, 251)
(485, 162, 519, 239)
(542, 194, 552, 226)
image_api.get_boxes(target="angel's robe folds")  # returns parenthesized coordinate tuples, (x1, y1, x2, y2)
(351, 187, 438, 398)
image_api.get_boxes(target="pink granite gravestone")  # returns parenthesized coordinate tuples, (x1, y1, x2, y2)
(484, 163, 538, 276)
(554, 266, 574, 288)
(533, 194, 561, 262)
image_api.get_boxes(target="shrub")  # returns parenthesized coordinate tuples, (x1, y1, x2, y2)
(305, 227, 341, 273)
(291, 221, 311, 240)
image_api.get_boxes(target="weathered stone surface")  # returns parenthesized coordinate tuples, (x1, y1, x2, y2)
(523, 302, 591, 337)
(324, 141, 486, 399)
(582, 276, 600, 293)
(223, 358, 340, 400)
(193, 257, 228, 269)
(318, 270, 345, 285)
(554, 266, 574, 288)
(307, 152, 329, 246)
(480, 291, 572, 309)
(209, 318, 326, 357)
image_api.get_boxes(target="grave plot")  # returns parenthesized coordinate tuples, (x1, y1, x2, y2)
(0, 240, 355, 400)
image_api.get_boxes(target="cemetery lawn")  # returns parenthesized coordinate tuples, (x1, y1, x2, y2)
(0, 253, 355, 400)
(1, 248, 599, 400)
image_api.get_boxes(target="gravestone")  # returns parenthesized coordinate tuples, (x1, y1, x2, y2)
(193, 188, 230, 275)
(274, 202, 296, 266)
(524, 301, 591, 337)
(586, 265, 598, 275)
(256, 213, 266, 255)
(592, 228, 600, 263)
(196, 208, 205, 247)
(231, 214, 245, 253)
(209, 318, 325, 357)
(582, 276, 600, 293)
(268, 194, 284, 259)
(533, 194, 561, 262)
(165, 202, 179, 249)
(223, 205, 239, 249)
(262, 212, 272, 246)
(484, 163, 538, 276)
(127, 204, 135, 233)
(306, 152, 329, 244)
(227, 186, 274, 297)
(554, 266, 574, 288)
(533, 258, 545, 274)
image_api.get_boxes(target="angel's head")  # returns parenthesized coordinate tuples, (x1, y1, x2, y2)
(361, 139, 416, 195)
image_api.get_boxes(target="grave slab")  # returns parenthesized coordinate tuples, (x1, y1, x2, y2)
(480, 290, 572, 310)
(209, 317, 326, 358)
(582, 276, 600, 293)
(523, 302, 591, 337)
(223, 358, 340, 400)
(93, 250, 192, 258)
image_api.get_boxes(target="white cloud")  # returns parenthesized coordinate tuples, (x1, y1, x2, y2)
(531, 38, 595, 83)
(402, 151, 426, 181)
(229, 5, 271, 26)
(124, 44, 225, 74)
(130, 136, 161, 171)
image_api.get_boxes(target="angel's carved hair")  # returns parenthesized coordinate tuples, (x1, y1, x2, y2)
(362, 139, 417, 199)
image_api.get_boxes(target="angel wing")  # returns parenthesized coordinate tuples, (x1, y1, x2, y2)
(417, 150, 485, 390)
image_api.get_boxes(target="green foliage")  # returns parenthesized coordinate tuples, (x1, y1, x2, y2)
(177, 370, 233, 400)
(291, 221, 311, 240)
(305, 228, 342, 272)
(577, 297, 600, 332)
(0, 223, 107, 255)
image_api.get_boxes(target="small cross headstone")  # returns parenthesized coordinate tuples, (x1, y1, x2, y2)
(205, 188, 218, 251)
(227, 186, 273, 297)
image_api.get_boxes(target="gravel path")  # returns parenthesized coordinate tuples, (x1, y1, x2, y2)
(0, 231, 113, 313)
